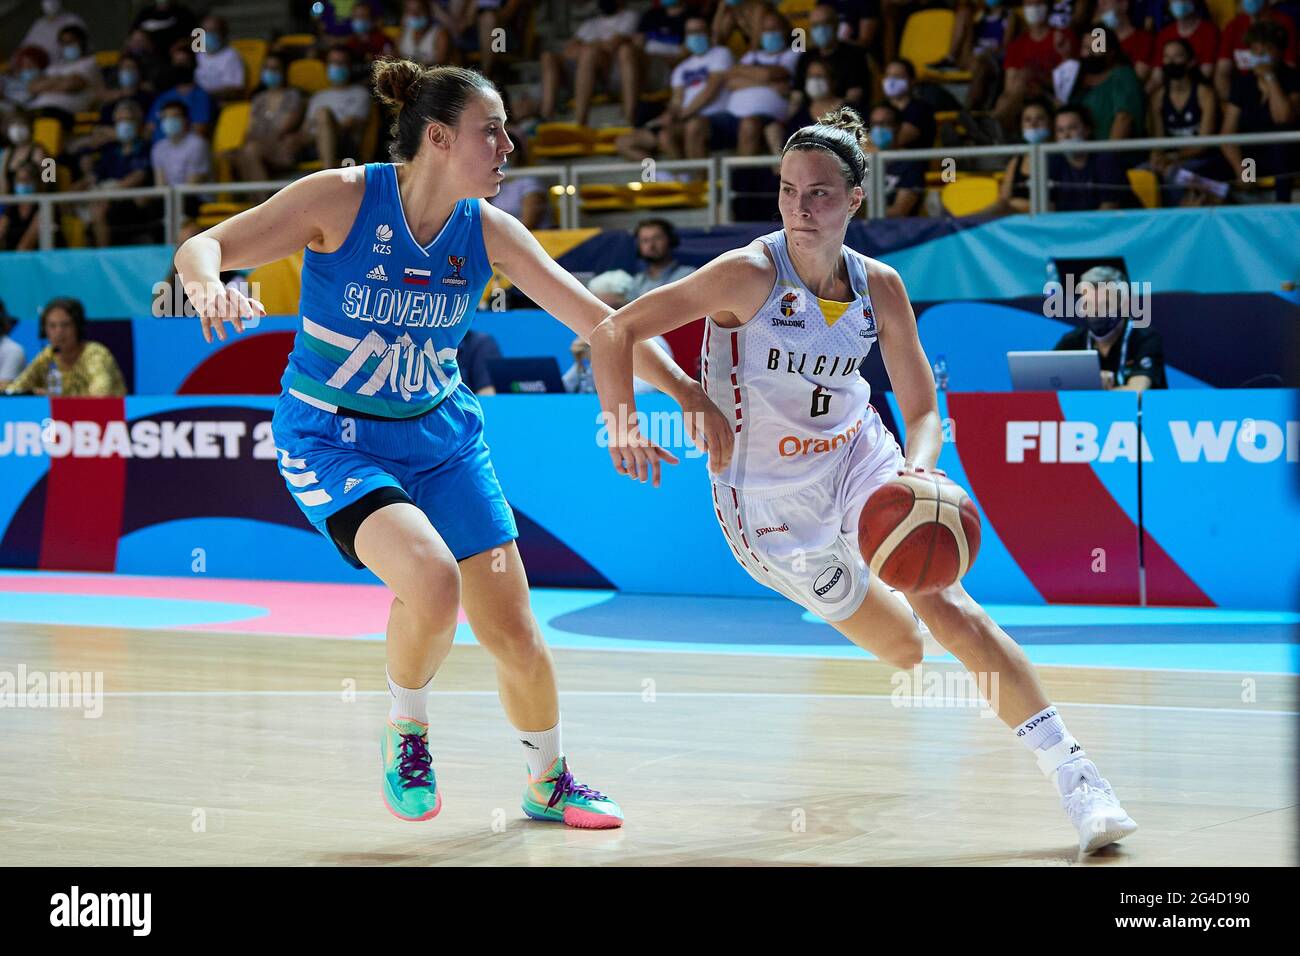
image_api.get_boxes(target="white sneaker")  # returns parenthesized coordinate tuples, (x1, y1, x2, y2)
(1056, 758, 1139, 853)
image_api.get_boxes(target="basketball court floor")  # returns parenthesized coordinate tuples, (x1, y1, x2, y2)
(1, 570, 1295, 866)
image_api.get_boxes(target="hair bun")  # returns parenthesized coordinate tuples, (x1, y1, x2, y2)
(819, 105, 869, 151)
(372, 57, 424, 111)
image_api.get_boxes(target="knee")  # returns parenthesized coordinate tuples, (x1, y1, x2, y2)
(400, 559, 461, 631)
(482, 613, 549, 670)
(913, 588, 983, 649)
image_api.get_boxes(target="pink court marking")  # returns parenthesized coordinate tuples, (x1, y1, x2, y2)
(0, 574, 470, 637)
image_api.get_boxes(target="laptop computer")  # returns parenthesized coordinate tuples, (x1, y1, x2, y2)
(487, 357, 567, 394)
(1007, 350, 1102, 391)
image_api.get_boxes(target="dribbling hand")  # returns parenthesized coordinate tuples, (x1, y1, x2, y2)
(187, 281, 267, 344)
(607, 425, 680, 488)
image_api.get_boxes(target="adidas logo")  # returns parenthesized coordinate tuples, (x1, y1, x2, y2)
(343, 477, 362, 494)
(366, 264, 388, 281)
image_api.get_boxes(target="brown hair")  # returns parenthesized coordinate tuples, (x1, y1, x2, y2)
(782, 105, 870, 188)
(372, 58, 498, 162)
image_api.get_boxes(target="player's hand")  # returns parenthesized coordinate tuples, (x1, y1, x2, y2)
(606, 419, 680, 487)
(897, 462, 947, 480)
(185, 279, 266, 344)
(680, 384, 734, 476)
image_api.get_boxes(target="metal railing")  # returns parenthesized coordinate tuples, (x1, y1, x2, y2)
(2, 130, 1297, 250)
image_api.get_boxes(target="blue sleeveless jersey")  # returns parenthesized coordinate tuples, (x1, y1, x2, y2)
(282, 162, 493, 419)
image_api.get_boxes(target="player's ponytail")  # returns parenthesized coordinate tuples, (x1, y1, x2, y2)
(371, 57, 497, 162)
(782, 105, 870, 189)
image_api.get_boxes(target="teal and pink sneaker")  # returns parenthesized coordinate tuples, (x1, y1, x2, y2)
(522, 756, 623, 829)
(380, 717, 442, 822)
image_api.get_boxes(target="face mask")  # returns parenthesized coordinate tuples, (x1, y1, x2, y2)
(1086, 313, 1124, 337)
(1022, 125, 1050, 143)
(1162, 61, 1188, 79)
(15, 181, 35, 195)
(985, 0, 1001, 7)
(1059, 132, 1085, 143)
(352, 19, 370, 34)
(1023, 4, 1048, 25)
(405, 15, 429, 30)
(811, 24, 835, 47)
(1250, 51, 1273, 67)
(1170, 0, 1193, 17)
(118, 68, 139, 88)
(761, 31, 784, 53)
(62, 44, 82, 61)
(19, 68, 40, 84)
(1101, 10, 1121, 28)
(871, 125, 893, 148)
(726, 0, 743, 6)
(262, 68, 283, 88)
(882, 76, 909, 98)
(685, 33, 709, 56)
(207, 34, 224, 53)
(162, 115, 184, 138)
(7, 124, 31, 145)
(327, 64, 350, 85)
(42, 0, 61, 16)
(1242, 0, 1264, 13)
(805, 77, 830, 99)
(116, 119, 138, 141)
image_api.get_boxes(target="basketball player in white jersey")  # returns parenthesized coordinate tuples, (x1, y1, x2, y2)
(588, 107, 1138, 853)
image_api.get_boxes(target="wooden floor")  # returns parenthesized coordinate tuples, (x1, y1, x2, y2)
(0, 622, 1295, 866)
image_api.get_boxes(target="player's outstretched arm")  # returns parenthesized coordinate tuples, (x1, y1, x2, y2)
(872, 260, 942, 473)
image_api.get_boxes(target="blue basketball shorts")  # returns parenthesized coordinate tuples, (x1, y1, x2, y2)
(269, 384, 518, 567)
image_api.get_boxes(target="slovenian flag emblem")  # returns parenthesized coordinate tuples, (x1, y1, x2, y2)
(403, 267, 431, 286)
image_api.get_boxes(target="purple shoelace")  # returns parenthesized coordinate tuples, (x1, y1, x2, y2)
(397, 732, 433, 790)
(545, 769, 606, 809)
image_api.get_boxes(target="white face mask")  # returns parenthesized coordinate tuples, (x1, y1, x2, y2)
(8, 124, 31, 145)
(805, 77, 830, 99)
(1023, 4, 1048, 25)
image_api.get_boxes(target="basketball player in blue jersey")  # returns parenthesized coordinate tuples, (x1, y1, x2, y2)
(588, 107, 1139, 854)
(174, 58, 731, 828)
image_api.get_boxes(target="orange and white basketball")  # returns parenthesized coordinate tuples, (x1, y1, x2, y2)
(858, 473, 982, 594)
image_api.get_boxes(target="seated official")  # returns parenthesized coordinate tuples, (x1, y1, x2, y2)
(1052, 266, 1166, 391)
(4, 297, 127, 396)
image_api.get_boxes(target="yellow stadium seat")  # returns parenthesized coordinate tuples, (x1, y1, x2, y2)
(231, 39, 267, 96)
(578, 184, 636, 212)
(629, 179, 708, 209)
(247, 251, 304, 315)
(32, 117, 61, 157)
(273, 33, 317, 52)
(288, 58, 328, 94)
(940, 175, 999, 216)
(592, 126, 632, 155)
(383, 25, 401, 42)
(1204, 0, 1236, 28)
(211, 101, 252, 182)
(59, 213, 86, 248)
(1126, 168, 1160, 208)
(95, 50, 120, 68)
(778, 0, 817, 14)
(530, 123, 595, 159)
(901, 10, 970, 82)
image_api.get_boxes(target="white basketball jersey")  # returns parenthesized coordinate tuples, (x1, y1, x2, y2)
(702, 229, 879, 490)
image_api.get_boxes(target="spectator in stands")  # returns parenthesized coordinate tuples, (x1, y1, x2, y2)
(231, 54, 307, 184)
(1148, 37, 1226, 200)
(130, 0, 198, 60)
(472, 1, 531, 82)
(836, 0, 883, 49)
(1153, 0, 1220, 90)
(994, 95, 1053, 212)
(712, 0, 770, 52)
(195, 14, 247, 104)
(27, 24, 102, 131)
(1221, 19, 1300, 201)
(1215, 0, 1298, 101)
(98, 54, 156, 128)
(3, 298, 127, 397)
(614, 17, 734, 161)
(1, 47, 50, 117)
(780, 59, 846, 150)
(19, 0, 87, 65)
(868, 101, 924, 216)
(1097, 0, 1156, 84)
(1066, 26, 1146, 140)
(994, 1, 1075, 138)
(1049, 0, 1095, 32)
(152, 100, 210, 242)
(540, 0, 639, 126)
(76, 99, 158, 247)
(147, 46, 214, 142)
(486, 130, 552, 229)
(0, 161, 44, 251)
(882, 58, 936, 148)
(293, 45, 372, 169)
(926, 0, 1015, 111)
(455, 329, 505, 394)
(345, 2, 397, 63)
(790, 4, 870, 112)
(618, 0, 691, 127)
(628, 218, 695, 299)
(0, 299, 25, 387)
(726, 7, 800, 155)
(566, 270, 673, 393)
(399, 0, 452, 66)
(121, 28, 168, 94)
(1048, 104, 1130, 208)
(1053, 265, 1166, 391)
(1, 111, 50, 196)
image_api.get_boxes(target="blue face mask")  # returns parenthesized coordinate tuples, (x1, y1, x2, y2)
(760, 31, 784, 53)
(118, 69, 139, 88)
(405, 16, 429, 31)
(207, 34, 223, 52)
(1170, 0, 1193, 16)
(162, 115, 184, 138)
(1100, 9, 1120, 28)
(871, 125, 893, 148)
(115, 119, 138, 142)
(1022, 125, 1051, 143)
(328, 64, 350, 85)
(811, 24, 835, 47)
(685, 33, 709, 56)
(15, 182, 35, 195)
(62, 44, 81, 61)
(352, 19, 370, 34)
(262, 68, 283, 88)
(19, 67, 40, 84)
(1242, 0, 1264, 13)
(985, 0, 1001, 7)
(725, 0, 742, 6)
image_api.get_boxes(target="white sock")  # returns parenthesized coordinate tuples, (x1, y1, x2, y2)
(517, 720, 562, 779)
(387, 667, 433, 724)
(1015, 705, 1087, 784)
